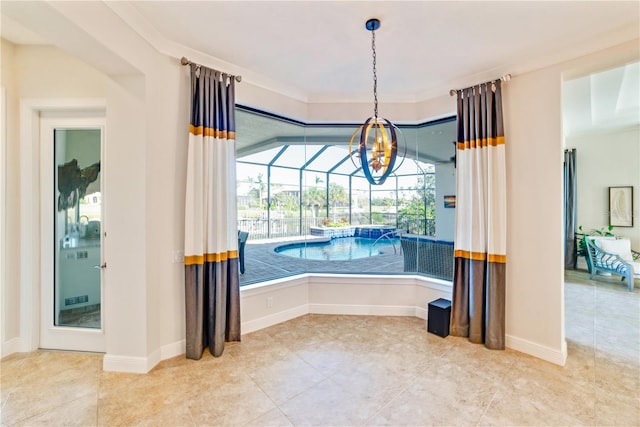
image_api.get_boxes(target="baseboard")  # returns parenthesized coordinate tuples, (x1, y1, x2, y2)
(161, 339, 185, 361)
(1, 337, 22, 358)
(414, 305, 427, 320)
(309, 303, 417, 317)
(506, 334, 567, 366)
(241, 304, 309, 335)
(103, 353, 155, 374)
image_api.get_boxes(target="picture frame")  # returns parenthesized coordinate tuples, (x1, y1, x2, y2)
(609, 186, 633, 227)
(444, 195, 456, 208)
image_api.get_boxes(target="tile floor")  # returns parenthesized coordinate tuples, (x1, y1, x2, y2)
(1, 271, 638, 426)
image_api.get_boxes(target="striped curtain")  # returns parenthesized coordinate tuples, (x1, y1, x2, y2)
(450, 80, 506, 350)
(184, 64, 240, 359)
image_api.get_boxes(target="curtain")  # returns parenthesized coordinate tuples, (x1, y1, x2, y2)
(184, 64, 241, 359)
(450, 80, 507, 350)
(564, 149, 577, 269)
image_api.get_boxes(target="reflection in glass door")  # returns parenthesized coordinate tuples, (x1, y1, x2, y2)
(54, 129, 102, 329)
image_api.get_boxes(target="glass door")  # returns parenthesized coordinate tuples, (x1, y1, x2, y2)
(54, 128, 102, 328)
(40, 116, 105, 352)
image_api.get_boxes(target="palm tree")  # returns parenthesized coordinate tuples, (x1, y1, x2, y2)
(302, 187, 326, 219)
(329, 182, 348, 220)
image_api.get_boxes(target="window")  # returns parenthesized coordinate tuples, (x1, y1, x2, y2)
(235, 106, 456, 284)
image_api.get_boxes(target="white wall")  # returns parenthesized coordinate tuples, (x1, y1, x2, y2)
(240, 274, 452, 335)
(143, 54, 188, 361)
(103, 74, 149, 361)
(1, 39, 21, 353)
(503, 66, 566, 359)
(569, 126, 640, 248)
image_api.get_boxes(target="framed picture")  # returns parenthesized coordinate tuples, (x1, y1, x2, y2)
(609, 186, 633, 227)
(444, 195, 456, 208)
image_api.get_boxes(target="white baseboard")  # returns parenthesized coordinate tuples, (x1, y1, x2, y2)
(103, 353, 154, 374)
(1, 337, 22, 358)
(161, 339, 185, 361)
(414, 305, 427, 320)
(101, 341, 185, 373)
(506, 334, 567, 366)
(309, 303, 417, 317)
(241, 304, 308, 335)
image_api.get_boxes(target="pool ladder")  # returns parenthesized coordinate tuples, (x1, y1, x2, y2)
(372, 230, 401, 255)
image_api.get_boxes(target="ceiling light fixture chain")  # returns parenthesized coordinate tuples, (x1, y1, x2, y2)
(371, 26, 378, 119)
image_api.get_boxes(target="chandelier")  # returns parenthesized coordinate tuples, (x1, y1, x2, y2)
(350, 18, 402, 185)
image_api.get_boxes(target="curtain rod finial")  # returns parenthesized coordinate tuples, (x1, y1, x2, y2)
(181, 57, 190, 66)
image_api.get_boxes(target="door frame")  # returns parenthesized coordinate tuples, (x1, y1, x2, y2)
(1, 88, 6, 356)
(39, 115, 106, 352)
(18, 98, 106, 353)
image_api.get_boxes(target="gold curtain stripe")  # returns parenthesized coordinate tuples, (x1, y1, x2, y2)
(455, 250, 486, 261)
(184, 250, 239, 266)
(455, 250, 507, 264)
(488, 254, 507, 263)
(184, 255, 204, 266)
(189, 124, 235, 140)
(456, 136, 504, 150)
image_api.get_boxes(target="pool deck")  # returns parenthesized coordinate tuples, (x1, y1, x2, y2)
(240, 236, 406, 285)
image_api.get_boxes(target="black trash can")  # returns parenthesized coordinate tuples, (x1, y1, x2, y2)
(427, 298, 451, 337)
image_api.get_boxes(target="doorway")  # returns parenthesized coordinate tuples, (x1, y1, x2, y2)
(39, 115, 106, 352)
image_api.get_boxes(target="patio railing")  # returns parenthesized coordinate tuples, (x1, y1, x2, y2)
(238, 213, 435, 240)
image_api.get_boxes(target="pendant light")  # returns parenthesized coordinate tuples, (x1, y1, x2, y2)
(349, 18, 402, 185)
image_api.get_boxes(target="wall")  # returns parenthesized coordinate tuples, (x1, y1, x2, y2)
(103, 74, 149, 363)
(569, 126, 640, 248)
(240, 274, 452, 334)
(503, 66, 566, 360)
(143, 54, 188, 364)
(1, 39, 21, 353)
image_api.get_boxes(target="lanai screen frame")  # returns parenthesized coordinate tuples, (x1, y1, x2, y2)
(235, 105, 456, 240)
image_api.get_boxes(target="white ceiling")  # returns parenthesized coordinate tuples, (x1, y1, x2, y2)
(125, 1, 640, 104)
(1, 1, 639, 133)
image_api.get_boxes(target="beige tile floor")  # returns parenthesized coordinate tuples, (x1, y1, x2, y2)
(1, 271, 638, 426)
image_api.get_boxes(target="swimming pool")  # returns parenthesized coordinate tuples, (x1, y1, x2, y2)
(275, 237, 399, 261)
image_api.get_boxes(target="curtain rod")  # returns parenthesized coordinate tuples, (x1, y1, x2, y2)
(181, 57, 242, 82)
(449, 74, 511, 96)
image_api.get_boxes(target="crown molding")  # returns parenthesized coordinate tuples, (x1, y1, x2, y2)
(103, 1, 310, 103)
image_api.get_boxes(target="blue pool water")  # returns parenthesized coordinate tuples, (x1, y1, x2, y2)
(275, 237, 399, 261)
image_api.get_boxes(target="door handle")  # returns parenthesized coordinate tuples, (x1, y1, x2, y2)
(93, 263, 107, 270)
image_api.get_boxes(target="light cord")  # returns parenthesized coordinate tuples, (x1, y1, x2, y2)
(371, 29, 378, 119)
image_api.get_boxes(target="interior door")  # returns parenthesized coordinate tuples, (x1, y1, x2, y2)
(40, 115, 106, 352)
